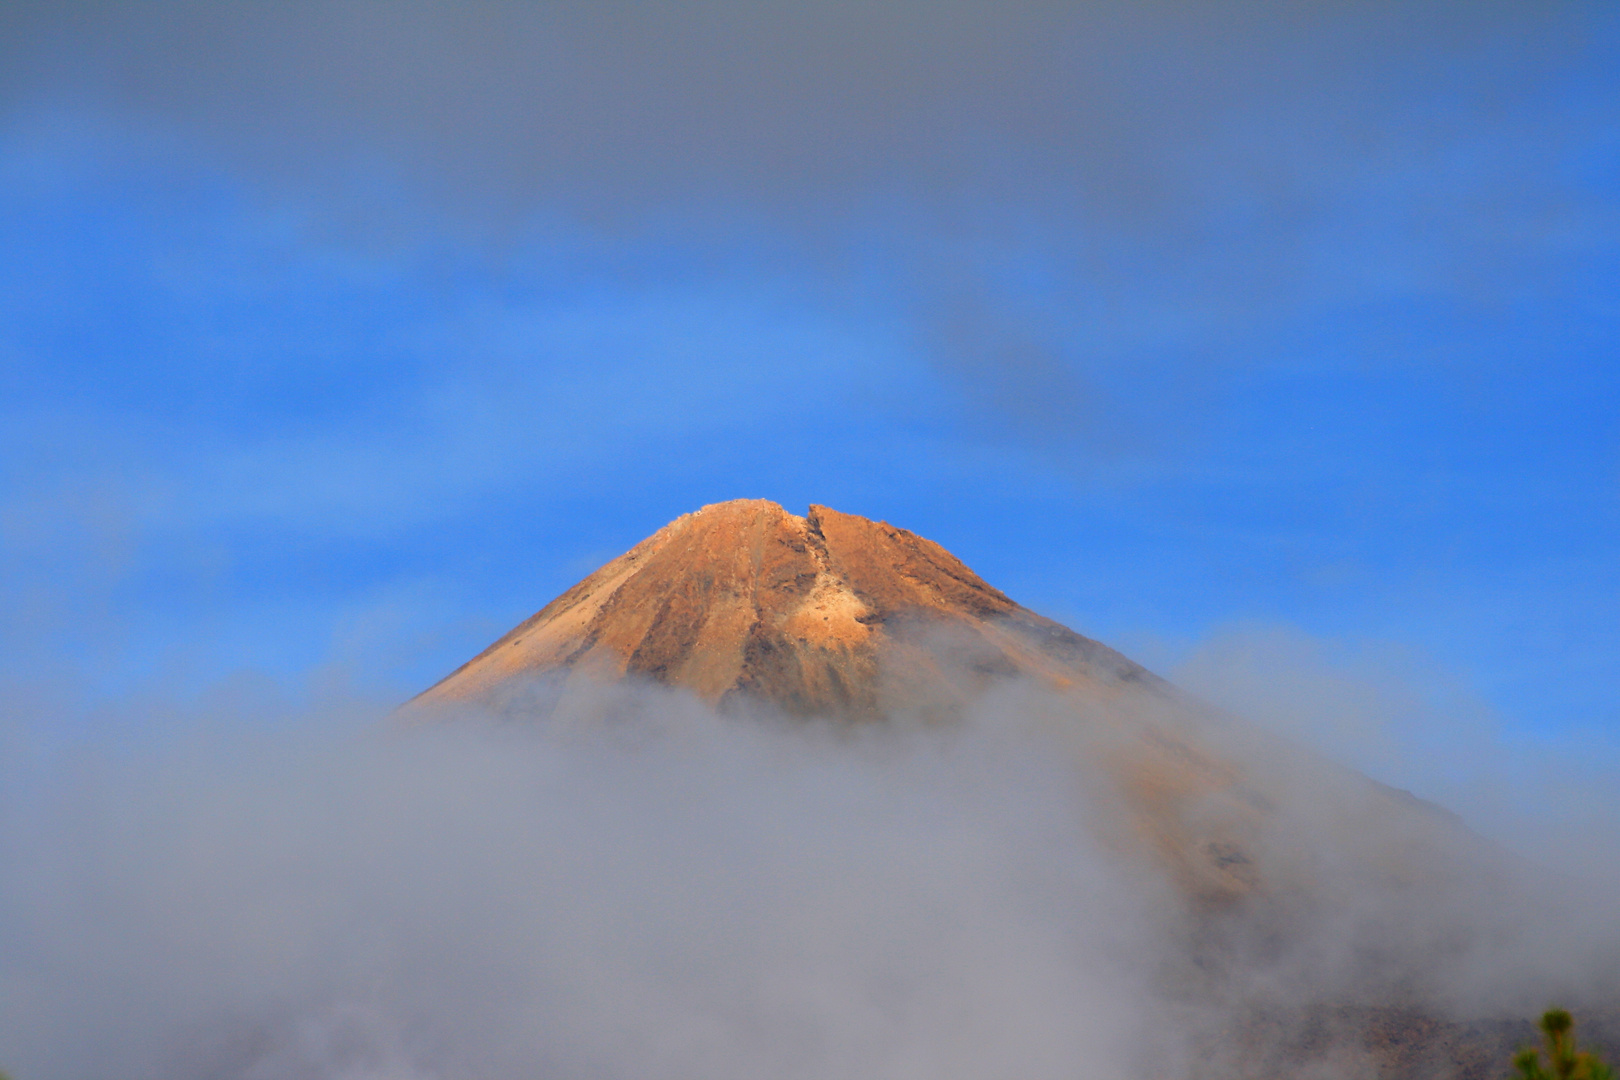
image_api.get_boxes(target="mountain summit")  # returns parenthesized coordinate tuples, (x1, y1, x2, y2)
(415, 499, 1155, 720)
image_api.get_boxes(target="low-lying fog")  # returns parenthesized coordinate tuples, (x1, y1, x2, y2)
(2, 667, 1616, 1080)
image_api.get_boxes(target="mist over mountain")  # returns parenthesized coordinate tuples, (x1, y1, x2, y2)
(1, 500, 1616, 1080)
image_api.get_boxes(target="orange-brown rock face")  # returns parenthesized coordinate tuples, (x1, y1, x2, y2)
(414, 499, 1153, 721)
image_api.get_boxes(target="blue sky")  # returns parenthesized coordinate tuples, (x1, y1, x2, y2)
(1, 2, 1616, 772)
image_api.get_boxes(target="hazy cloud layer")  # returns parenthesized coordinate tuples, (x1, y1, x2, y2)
(1169, 624, 1620, 890)
(5, 2, 1605, 222)
(6, 1, 1613, 451)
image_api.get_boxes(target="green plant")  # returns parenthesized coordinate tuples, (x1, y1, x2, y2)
(1513, 1009, 1615, 1080)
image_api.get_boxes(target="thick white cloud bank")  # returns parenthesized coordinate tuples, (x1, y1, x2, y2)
(3, 677, 1616, 1080)
(1, 692, 1183, 1080)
